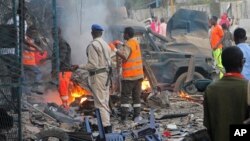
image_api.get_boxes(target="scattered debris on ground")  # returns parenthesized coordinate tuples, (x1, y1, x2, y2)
(22, 90, 205, 141)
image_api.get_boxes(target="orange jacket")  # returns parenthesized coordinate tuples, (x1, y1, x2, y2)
(23, 37, 36, 66)
(122, 38, 144, 79)
(210, 24, 224, 49)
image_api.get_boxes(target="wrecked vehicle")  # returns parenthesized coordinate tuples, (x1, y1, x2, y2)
(109, 9, 214, 93)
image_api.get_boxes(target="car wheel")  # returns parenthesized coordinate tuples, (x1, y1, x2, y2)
(174, 72, 204, 94)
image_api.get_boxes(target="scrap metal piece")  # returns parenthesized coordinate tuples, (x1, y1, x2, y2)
(85, 117, 92, 134)
(155, 113, 189, 120)
(95, 109, 124, 141)
(143, 62, 158, 93)
(185, 55, 195, 83)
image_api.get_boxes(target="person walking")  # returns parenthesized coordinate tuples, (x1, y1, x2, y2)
(210, 16, 224, 78)
(204, 47, 249, 141)
(234, 28, 250, 80)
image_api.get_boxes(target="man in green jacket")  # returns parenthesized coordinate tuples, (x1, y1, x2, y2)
(204, 47, 249, 141)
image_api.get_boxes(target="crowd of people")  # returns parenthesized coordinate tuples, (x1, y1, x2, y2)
(205, 13, 250, 141)
(209, 13, 250, 80)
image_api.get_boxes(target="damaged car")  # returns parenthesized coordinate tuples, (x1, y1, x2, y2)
(109, 9, 214, 93)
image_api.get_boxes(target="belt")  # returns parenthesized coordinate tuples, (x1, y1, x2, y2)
(89, 68, 108, 76)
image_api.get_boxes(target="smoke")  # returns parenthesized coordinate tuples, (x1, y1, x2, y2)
(58, 0, 125, 65)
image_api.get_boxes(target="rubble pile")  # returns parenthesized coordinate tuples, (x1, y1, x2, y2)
(22, 91, 206, 141)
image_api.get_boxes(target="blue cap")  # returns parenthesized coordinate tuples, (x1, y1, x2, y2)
(91, 24, 104, 31)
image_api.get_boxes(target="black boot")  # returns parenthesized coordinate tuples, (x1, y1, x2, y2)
(104, 125, 112, 133)
(121, 107, 128, 121)
(133, 107, 141, 120)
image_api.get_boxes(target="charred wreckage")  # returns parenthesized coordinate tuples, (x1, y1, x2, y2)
(0, 7, 214, 141)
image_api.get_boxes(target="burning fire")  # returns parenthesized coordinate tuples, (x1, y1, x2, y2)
(178, 90, 203, 103)
(80, 97, 87, 104)
(179, 90, 191, 99)
(69, 83, 89, 104)
(141, 78, 150, 91)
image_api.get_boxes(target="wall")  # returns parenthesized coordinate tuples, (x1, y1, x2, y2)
(132, 0, 248, 21)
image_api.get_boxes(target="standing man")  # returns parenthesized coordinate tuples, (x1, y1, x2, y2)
(210, 16, 224, 78)
(221, 23, 233, 49)
(234, 28, 250, 80)
(204, 47, 249, 141)
(55, 28, 72, 109)
(150, 16, 160, 33)
(159, 17, 167, 37)
(110, 27, 144, 121)
(23, 26, 44, 94)
(77, 24, 112, 133)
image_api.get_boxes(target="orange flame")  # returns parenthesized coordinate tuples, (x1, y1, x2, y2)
(141, 79, 150, 91)
(80, 97, 87, 104)
(69, 83, 89, 104)
(179, 90, 191, 99)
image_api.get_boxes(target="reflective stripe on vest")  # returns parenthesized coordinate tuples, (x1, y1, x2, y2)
(122, 38, 143, 79)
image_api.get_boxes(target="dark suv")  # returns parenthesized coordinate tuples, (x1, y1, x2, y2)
(109, 9, 214, 92)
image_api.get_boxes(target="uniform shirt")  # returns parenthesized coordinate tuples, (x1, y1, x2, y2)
(237, 43, 250, 80)
(204, 76, 249, 141)
(80, 37, 111, 70)
(210, 24, 224, 49)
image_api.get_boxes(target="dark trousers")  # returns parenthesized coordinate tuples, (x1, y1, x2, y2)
(121, 79, 142, 118)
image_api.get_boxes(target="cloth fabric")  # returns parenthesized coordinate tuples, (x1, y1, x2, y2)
(23, 37, 37, 66)
(219, 13, 230, 28)
(210, 24, 224, 49)
(23, 65, 42, 94)
(222, 29, 233, 48)
(80, 37, 111, 127)
(91, 24, 104, 31)
(59, 36, 71, 71)
(237, 43, 250, 80)
(122, 38, 144, 80)
(79, 37, 111, 70)
(204, 76, 249, 141)
(150, 21, 160, 33)
(212, 48, 224, 78)
(159, 22, 167, 37)
(58, 71, 72, 98)
(35, 51, 47, 65)
(121, 79, 142, 117)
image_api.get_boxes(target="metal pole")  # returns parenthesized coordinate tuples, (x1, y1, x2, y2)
(52, 0, 59, 86)
(12, 0, 16, 28)
(18, 0, 25, 140)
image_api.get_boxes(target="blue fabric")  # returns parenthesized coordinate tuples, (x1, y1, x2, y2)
(92, 24, 104, 31)
(237, 43, 250, 80)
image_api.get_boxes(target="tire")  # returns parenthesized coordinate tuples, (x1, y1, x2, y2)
(35, 128, 69, 141)
(174, 72, 204, 93)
